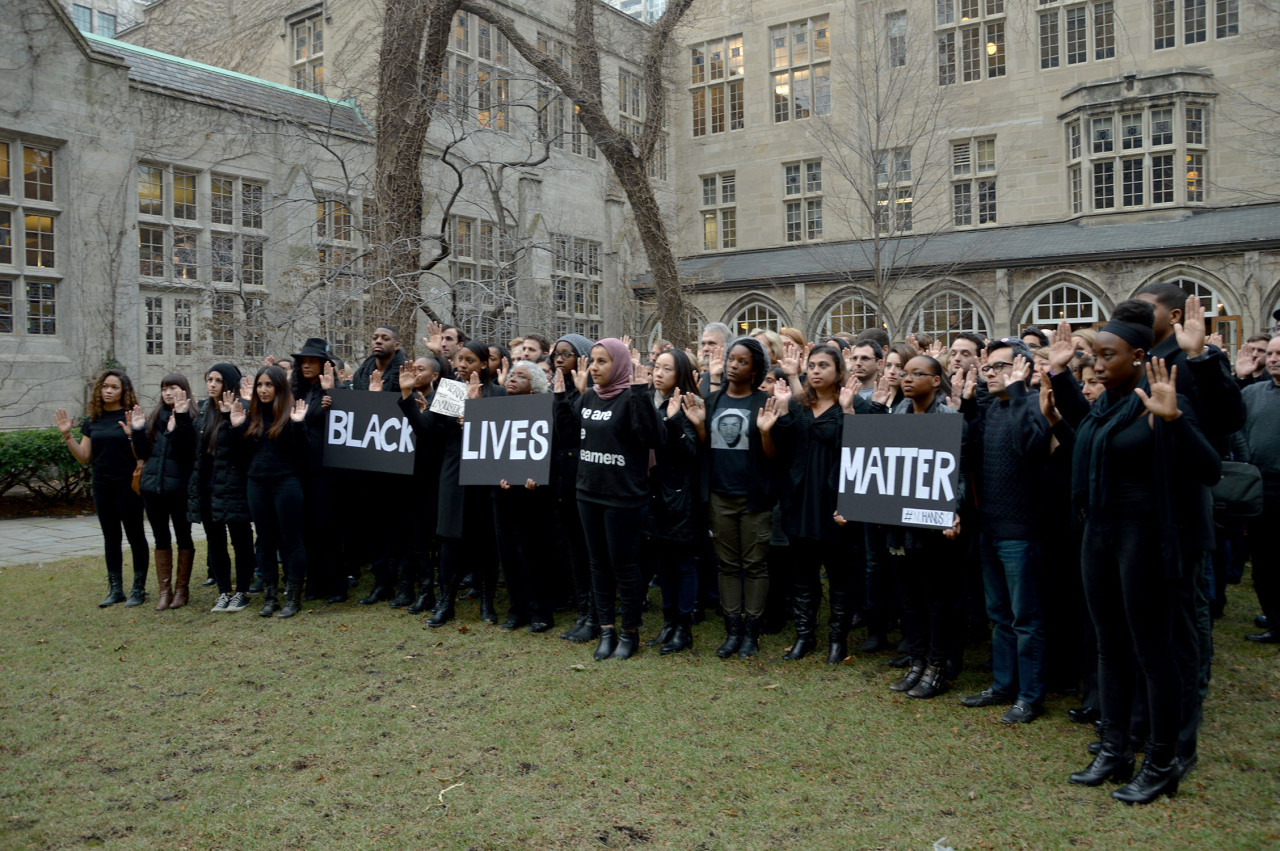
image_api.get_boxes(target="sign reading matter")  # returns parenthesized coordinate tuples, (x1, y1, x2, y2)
(459, 394, 554, 486)
(835, 414, 963, 529)
(324, 389, 416, 475)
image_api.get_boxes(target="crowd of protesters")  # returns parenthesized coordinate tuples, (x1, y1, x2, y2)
(54, 286, 1280, 806)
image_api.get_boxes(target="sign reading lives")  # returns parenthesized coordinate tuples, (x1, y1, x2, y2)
(835, 414, 963, 529)
(324, 389, 416, 475)
(459, 394, 554, 486)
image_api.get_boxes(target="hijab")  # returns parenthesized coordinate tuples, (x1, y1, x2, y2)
(592, 338, 633, 400)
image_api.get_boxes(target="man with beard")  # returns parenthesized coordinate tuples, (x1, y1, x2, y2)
(848, 340, 884, 401)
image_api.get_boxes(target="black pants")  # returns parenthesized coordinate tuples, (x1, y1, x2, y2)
(1248, 495, 1280, 625)
(302, 471, 341, 595)
(894, 535, 965, 665)
(495, 491, 554, 623)
(555, 491, 591, 617)
(247, 475, 306, 586)
(1082, 520, 1181, 755)
(93, 477, 148, 581)
(143, 490, 194, 550)
(438, 487, 498, 591)
(578, 498, 645, 631)
(864, 523, 897, 638)
(205, 518, 254, 594)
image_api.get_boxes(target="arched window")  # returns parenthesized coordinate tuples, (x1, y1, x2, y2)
(732, 302, 781, 334)
(1022, 283, 1106, 329)
(1155, 277, 1232, 317)
(909, 290, 989, 346)
(819, 294, 879, 339)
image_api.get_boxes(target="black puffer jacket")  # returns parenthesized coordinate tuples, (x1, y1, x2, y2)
(132, 408, 196, 497)
(186, 398, 252, 524)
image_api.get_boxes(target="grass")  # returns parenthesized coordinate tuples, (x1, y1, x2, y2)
(1, 545, 1278, 850)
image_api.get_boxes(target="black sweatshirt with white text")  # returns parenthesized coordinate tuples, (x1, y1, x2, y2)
(557, 385, 663, 509)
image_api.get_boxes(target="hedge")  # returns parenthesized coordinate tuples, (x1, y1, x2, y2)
(0, 428, 92, 501)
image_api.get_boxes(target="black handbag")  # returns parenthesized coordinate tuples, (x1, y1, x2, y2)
(1211, 461, 1263, 519)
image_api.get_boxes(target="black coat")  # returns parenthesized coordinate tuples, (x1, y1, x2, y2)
(647, 401, 704, 544)
(132, 408, 195, 497)
(186, 399, 252, 524)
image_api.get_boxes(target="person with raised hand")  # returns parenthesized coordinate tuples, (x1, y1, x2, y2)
(227, 366, 311, 619)
(56, 369, 148, 607)
(1063, 299, 1221, 805)
(778, 345, 865, 664)
(702, 337, 793, 659)
(130, 374, 197, 610)
(560, 338, 664, 661)
(189, 363, 255, 614)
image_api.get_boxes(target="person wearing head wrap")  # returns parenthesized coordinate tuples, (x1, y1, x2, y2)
(188, 362, 256, 613)
(551, 332, 599, 643)
(560, 338, 665, 660)
(701, 336, 794, 659)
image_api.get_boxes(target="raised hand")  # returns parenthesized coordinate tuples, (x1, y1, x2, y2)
(240, 375, 254, 400)
(1207, 332, 1225, 351)
(321, 361, 336, 391)
(290, 399, 307, 422)
(416, 394, 428, 413)
(962, 364, 980, 399)
(666, 386, 684, 419)
(398, 363, 416, 396)
(757, 395, 782, 433)
(126, 404, 145, 433)
(620, 334, 632, 350)
(1174, 294, 1207, 358)
(571, 366, 589, 395)
(263, 355, 277, 367)
(1007, 354, 1031, 386)
(1037, 365, 1061, 425)
(630, 346, 641, 367)
(368, 369, 384, 392)
(871, 373, 894, 406)
(466, 371, 484, 399)
(773, 374, 793, 407)
(54, 408, 72, 437)
(681, 392, 706, 426)
(228, 397, 246, 428)
(1236, 345, 1261, 378)
(172, 386, 190, 414)
(633, 361, 652, 386)
(905, 334, 919, 353)
(219, 390, 236, 413)
(781, 342, 802, 378)
(497, 356, 511, 387)
(424, 320, 444, 354)
(838, 374, 859, 413)
(707, 344, 725, 380)
(1048, 320, 1076, 373)
(1134, 358, 1181, 422)
(553, 370, 566, 394)
(928, 340, 946, 359)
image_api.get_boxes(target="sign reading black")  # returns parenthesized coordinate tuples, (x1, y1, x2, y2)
(459, 394, 554, 486)
(835, 413, 963, 529)
(323, 389, 416, 475)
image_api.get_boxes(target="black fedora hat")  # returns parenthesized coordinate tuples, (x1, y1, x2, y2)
(292, 337, 335, 363)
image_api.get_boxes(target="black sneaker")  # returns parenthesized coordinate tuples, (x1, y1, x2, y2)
(999, 701, 1042, 724)
(960, 688, 1014, 708)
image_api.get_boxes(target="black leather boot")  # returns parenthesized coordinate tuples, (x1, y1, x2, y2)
(276, 583, 302, 619)
(480, 593, 499, 624)
(609, 629, 640, 660)
(1070, 726, 1135, 787)
(647, 608, 677, 646)
(906, 662, 949, 699)
(99, 572, 126, 607)
(257, 583, 279, 617)
(593, 627, 618, 661)
(124, 573, 147, 607)
(1111, 743, 1179, 804)
(737, 616, 760, 658)
(407, 586, 435, 614)
(826, 585, 848, 663)
(389, 578, 415, 609)
(715, 615, 743, 658)
(248, 572, 264, 594)
(662, 613, 693, 655)
(889, 659, 927, 692)
(426, 583, 456, 628)
(358, 584, 391, 605)
(783, 574, 817, 660)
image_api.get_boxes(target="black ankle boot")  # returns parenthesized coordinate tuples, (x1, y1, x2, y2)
(358, 585, 391, 605)
(1111, 745, 1179, 804)
(407, 588, 435, 614)
(389, 584, 414, 608)
(594, 627, 618, 661)
(501, 611, 530, 630)
(609, 629, 640, 660)
(561, 614, 589, 641)
(257, 584, 279, 617)
(1070, 749, 1136, 787)
(426, 584, 456, 628)
(647, 608, 676, 646)
(826, 633, 848, 665)
(889, 660, 927, 692)
(715, 615, 743, 658)
(782, 633, 816, 661)
(124, 576, 147, 607)
(906, 663, 948, 699)
(480, 594, 498, 625)
(661, 614, 693, 655)
(99, 573, 126, 607)
(248, 575, 264, 594)
(737, 616, 760, 658)
(276, 583, 302, 619)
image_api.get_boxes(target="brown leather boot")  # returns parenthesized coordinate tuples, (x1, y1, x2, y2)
(170, 549, 195, 609)
(153, 549, 174, 611)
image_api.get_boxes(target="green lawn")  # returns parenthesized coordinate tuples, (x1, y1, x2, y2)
(2, 547, 1277, 850)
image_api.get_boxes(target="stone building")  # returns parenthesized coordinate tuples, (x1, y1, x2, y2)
(664, 0, 1280, 346)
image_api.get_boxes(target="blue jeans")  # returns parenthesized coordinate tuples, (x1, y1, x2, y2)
(980, 536, 1046, 706)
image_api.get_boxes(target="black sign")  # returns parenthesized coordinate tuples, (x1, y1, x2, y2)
(323, 389, 416, 475)
(835, 413, 963, 529)
(459, 394, 554, 486)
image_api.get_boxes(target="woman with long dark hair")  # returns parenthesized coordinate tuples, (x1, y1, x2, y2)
(1062, 300, 1220, 804)
(550, 333, 598, 643)
(227, 365, 309, 618)
(128, 373, 197, 610)
(644, 348, 706, 654)
(560, 338, 664, 660)
(189, 363, 255, 613)
(289, 338, 345, 603)
(399, 340, 505, 626)
(56, 370, 149, 607)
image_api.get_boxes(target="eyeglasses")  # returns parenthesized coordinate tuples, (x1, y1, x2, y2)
(552, 351, 574, 360)
(980, 362, 1014, 375)
(904, 370, 939, 379)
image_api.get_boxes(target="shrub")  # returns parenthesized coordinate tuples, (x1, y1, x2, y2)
(0, 428, 92, 501)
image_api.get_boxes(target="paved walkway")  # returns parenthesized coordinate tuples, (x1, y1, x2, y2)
(0, 514, 206, 567)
